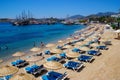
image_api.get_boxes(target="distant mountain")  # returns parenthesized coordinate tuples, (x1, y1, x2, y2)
(67, 15, 85, 19)
(87, 12, 118, 18)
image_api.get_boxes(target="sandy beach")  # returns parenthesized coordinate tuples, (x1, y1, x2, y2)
(0, 23, 120, 80)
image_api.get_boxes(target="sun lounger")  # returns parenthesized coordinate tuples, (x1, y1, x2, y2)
(78, 55, 94, 62)
(59, 52, 67, 58)
(46, 56, 65, 63)
(64, 61, 83, 71)
(41, 71, 68, 80)
(56, 45, 63, 49)
(96, 46, 108, 50)
(102, 41, 111, 45)
(44, 50, 51, 55)
(25, 65, 46, 77)
(87, 50, 101, 56)
(72, 48, 81, 53)
(11, 59, 28, 68)
(0, 75, 12, 80)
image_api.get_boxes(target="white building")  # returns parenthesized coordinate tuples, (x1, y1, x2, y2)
(111, 14, 120, 18)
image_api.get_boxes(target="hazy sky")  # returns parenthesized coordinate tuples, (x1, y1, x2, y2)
(0, 0, 120, 18)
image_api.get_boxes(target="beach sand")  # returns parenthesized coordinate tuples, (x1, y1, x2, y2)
(0, 23, 120, 80)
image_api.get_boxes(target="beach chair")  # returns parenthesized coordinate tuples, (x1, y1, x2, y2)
(0, 75, 12, 80)
(64, 61, 83, 71)
(41, 71, 68, 80)
(72, 48, 81, 53)
(59, 52, 67, 58)
(44, 50, 51, 55)
(46, 56, 65, 63)
(56, 45, 63, 49)
(25, 64, 46, 77)
(96, 46, 108, 50)
(25, 66, 35, 74)
(102, 41, 111, 45)
(87, 50, 101, 56)
(11, 59, 28, 68)
(78, 55, 93, 62)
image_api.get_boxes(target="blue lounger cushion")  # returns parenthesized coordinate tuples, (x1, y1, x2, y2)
(48, 71, 63, 78)
(64, 61, 81, 70)
(31, 65, 40, 70)
(11, 62, 18, 66)
(25, 67, 34, 73)
(59, 52, 67, 58)
(41, 74, 56, 80)
(78, 55, 93, 62)
(96, 46, 107, 49)
(47, 56, 61, 62)
(16, 59, 25, 64)
(56, 46, 63, 49)
(11, 59, 25, 66)
(44, 50, 50, 54)
(87, 50, 99, 55)
(0, 75, 12, 80)
(72, 48, 81, 52)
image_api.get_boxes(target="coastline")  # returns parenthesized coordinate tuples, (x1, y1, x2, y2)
(0, 24, 86, 59)
(1, 23, 120, 80)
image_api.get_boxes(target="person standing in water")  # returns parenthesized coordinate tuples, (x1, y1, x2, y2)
(33, 41, 36, 47)
(40, 42, 45, 48)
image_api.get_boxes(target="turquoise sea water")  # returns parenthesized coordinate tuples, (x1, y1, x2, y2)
(0, 23, 86, 58)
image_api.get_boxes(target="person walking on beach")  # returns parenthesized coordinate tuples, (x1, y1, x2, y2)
(33, 41, 36, 47)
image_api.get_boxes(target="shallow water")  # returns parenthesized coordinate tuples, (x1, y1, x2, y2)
(0, 22, 86, 58)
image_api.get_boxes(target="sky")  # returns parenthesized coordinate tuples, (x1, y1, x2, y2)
(0, 0, 120, 18)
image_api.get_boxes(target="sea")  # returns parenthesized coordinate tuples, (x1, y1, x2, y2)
(0, 22, 86, 59)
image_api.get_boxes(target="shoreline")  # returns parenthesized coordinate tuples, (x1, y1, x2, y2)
(0, 24, 86, 59)
(0, 24, 88, 60)
(1, 23, 119, 80)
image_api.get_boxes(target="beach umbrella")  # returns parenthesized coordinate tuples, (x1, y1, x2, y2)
(75, 41, 86, 46)
(63, 45, 73, 49)
(81, 34, 86, 37)
(30, 47, 41, 52)
(66, 51, 80, 58)
(66, 38, 72, 40)
(44, 61, 62, 70)
(10, 73, 35, 80)
(50, 48, 63, 54)
(12, 52, 25, 59)
(84, 38, 93, 42)
(46, 43, 56, 48)
(58, 40, 63, 43)
(26, 56, 43, 64)
(80, 46, 90, 51)
(90, 43, 99, 47)
(0, 65, 18, 77)
(66, 38, 73, 42)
